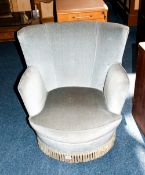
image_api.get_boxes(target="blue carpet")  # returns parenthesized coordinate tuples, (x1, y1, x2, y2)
(1, 3, 145, 175)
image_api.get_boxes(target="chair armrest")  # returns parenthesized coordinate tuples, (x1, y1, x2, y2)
(18, 66, 47, 116)
(103, 64, 129, 114)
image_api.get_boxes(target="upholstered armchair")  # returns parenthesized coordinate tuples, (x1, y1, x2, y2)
(17, 22, 129, 163)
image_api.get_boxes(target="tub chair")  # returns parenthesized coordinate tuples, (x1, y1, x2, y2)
(17, 22, 129, 163)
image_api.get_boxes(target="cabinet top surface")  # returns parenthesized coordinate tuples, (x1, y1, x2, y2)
(139, 42, 145, 50)
(56, 0, 107, 13)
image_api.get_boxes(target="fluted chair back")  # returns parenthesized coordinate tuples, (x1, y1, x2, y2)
(18, 22, 128, 91)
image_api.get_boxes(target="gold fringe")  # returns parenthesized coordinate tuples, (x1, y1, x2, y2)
(37, 133, 115, 163)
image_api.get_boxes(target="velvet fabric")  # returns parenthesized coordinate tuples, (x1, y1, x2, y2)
(17, 22, 129, 158)
(18, 22, 129, 91)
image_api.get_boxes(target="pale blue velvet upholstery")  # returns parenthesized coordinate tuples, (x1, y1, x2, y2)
(17, 22, 129, 162)
(18, 22, 129, 91)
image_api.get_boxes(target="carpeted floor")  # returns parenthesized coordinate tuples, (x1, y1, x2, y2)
(0, 2, 145, 175)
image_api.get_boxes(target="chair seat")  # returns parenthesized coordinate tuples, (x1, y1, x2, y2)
(29, 87, 121, 144)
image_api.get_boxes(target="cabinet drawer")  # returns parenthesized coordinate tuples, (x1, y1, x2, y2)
(58, 11, 107, 22)
(0, 31, 14, 41)
(0, 27, 19, 42)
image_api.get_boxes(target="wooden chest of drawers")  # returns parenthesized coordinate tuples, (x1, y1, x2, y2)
(132, 42, 145, 135)
(56, 0, 108, 22)
(0, 26, 20, 42)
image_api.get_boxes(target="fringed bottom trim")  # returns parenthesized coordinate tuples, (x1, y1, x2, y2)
(37, 133, 115, 163)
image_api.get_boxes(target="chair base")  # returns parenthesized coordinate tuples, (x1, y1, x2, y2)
(37, 133, 116, 163)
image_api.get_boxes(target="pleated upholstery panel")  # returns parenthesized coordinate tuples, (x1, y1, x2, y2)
(17, 22, 129, 91)
(90, 23, 129, 89)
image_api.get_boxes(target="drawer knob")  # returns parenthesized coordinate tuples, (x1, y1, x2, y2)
(72, 15, 92, 19)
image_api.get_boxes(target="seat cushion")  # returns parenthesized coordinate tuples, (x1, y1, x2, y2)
(29, 87, 121, 143)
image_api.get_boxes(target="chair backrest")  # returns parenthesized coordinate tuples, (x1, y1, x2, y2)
(17, 22, 129, 91)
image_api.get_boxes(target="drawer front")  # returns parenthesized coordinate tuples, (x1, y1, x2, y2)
(0, 31, 15, 42)
(58, 11, 107, 22)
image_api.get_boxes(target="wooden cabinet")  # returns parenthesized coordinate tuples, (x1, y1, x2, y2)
(35, 0, 54, 23)
(110, 0, 140, 26)
(132, 42, 145, 135)
(0, 0, 31, 13)
(56, 0, 108, 23)
(9, 0, 31, 12)
(57, 11, 107, 22)
(0, 26, 21, 42)
(0, 0, 32, 42)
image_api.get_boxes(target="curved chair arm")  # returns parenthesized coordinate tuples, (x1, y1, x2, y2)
(18, 66, 47, 117)
(103, 64, 129, 115)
